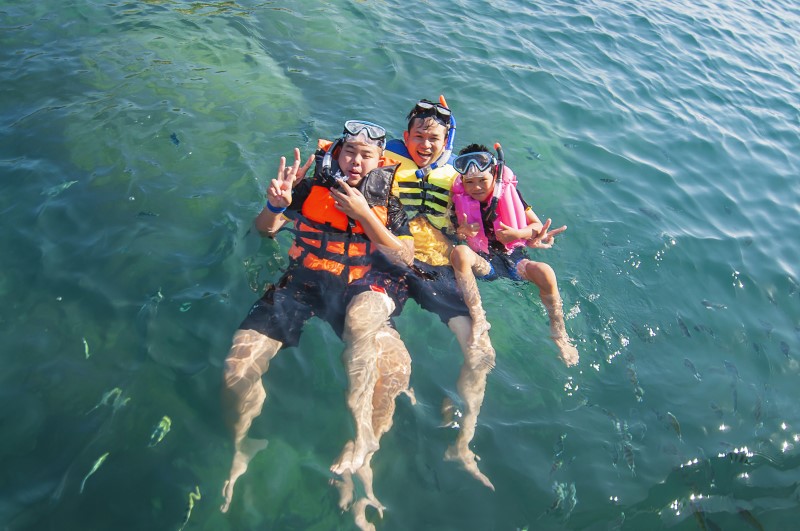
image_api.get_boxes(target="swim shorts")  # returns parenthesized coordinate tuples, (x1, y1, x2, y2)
(348, 255, 470, 325)
(406, 260, 470, 324)
(238, 265, 350, 346)
(478, 247, 529, 282)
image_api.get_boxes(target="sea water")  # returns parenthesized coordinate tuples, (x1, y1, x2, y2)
(1, 0, 799, 529)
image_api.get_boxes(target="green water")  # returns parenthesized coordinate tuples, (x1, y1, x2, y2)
(1, 0, 799, 529)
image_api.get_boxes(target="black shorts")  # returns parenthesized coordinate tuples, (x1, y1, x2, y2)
(343, 254, 469, 325)
(238, 265, 350, 347)
(347, 254, 411, 318)
(406, 260, 470, 324)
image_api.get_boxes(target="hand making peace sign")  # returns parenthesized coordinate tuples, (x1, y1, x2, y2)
(266, 148, 314, 211)
(456, 212, 481, 242)
(527, 218, 567, 249)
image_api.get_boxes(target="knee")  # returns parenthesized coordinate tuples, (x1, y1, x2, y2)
(523, 261, 557, 287)
(223, 330, 277, 387)
(450, 245, 471, 269)
(344, 291, 394, 340)
(223, 355, 257, 390)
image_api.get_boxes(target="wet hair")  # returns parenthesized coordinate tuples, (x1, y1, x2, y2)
(405, 113, 447, 134)
(405, 101, 450, 133)
(458, 143, 492, 156)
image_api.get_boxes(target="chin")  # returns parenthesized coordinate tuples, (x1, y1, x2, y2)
(414, 155, 433, 167)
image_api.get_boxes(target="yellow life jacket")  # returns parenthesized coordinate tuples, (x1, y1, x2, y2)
(386, 140, 458, 266)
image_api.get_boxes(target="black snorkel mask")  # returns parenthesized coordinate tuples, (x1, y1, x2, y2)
(410, 96, 457, 180)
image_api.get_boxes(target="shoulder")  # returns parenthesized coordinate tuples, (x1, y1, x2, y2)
(362, 166, 397, 206)
(385, 138, 410, 159)
(288, 179, 314, 211)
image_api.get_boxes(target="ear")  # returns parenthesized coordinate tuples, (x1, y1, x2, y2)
(403, 130, 409, 144)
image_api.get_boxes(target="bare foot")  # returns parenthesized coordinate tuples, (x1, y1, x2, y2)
(352, 495, 385, 531)
(331, 440, 355, 476)
(403, 387, 417, 405)
(444, 444, 495, 490)
(220, 437, 268, 512)
(553, 335, 579, 367)
(329, 470, 355, 511)
(331, 436, 378, 476)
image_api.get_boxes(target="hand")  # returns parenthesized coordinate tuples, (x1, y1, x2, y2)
(495, 221, 525, 245)
(294, 150, 315, 186)
(330, 181, 370, 220)
(528, 218, 567, 249)
(456, 212, 480, 241)
(267, 148, 307, 209)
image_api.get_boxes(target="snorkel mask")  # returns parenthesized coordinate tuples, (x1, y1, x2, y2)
(321, 120, 387, 188)
(453, 143, 505, 181)
(454, 143, 506, 215)
(411, 95, 457, 179)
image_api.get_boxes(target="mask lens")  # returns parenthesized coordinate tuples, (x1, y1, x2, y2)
(454, 152, 494, 174)
(412, 100, 451, 124)
(343, 120, 386, 147)
(435, 106, 451, 118)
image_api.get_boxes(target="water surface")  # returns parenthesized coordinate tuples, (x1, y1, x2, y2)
(1, 0, 799, 529)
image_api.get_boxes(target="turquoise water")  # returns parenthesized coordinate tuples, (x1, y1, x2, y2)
(2, 0, 799, 529)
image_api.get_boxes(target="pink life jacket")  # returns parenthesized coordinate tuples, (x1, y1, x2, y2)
(451, 165, 528, 254)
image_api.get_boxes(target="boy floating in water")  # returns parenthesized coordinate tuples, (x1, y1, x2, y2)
(220, 120, 413, 514)
(450, 143, 579, 366)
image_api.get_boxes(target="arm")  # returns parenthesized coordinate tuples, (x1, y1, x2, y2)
(527, 217, 567, 249)
(387, 195, 415, 264)
(495, 208, 543, 244)
(514, 190, 567, 248)
(254, 148, 306, 237)
(330, 182, 405, 252)
(455, 212, 481, 243)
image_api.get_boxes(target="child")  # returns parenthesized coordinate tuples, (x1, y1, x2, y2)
(221, 120, 413, 515)
(449, 143, 579, 366)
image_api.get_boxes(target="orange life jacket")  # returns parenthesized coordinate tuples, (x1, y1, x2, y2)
(287, 140, 397, 283)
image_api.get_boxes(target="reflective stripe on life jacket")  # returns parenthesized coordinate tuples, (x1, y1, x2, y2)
(287, 140, 395, 283)
(386, 139, 458, 231)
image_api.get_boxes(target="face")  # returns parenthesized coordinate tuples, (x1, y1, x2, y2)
(337, 141, 382, 185)
(403, 117, 448, 168)
(461, 167, 495, 203)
